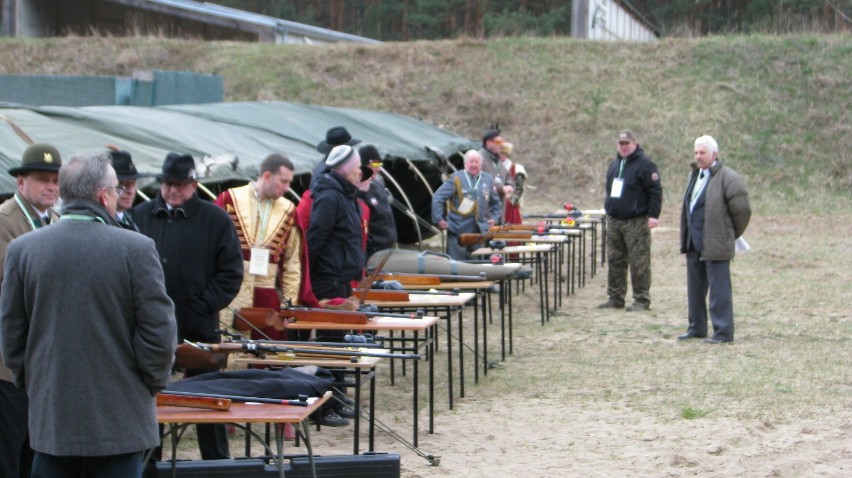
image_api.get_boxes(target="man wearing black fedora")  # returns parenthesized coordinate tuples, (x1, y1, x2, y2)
(131, 152, 243, 460)
(109, 150, 141, 232)
(310, 126, 361, 189)
(0, 142, 62, 478)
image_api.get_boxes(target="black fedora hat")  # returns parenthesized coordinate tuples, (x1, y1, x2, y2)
(8, 143, 62, 176)
(156, 152, 197, 181)
(316, 126, 361, 154)
(109, 150, 140, 180)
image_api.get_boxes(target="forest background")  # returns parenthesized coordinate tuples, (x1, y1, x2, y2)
(213, 0, 852, 40)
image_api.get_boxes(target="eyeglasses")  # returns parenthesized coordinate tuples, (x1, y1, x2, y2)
(101, 184, 127, 195)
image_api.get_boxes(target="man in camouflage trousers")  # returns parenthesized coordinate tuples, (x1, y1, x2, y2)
(599, 130, 662, 311)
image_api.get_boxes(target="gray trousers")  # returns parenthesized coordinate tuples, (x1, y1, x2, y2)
(686, 251, 734, 341)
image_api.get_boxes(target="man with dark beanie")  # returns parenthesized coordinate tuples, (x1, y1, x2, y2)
(357, 143, 397, 259)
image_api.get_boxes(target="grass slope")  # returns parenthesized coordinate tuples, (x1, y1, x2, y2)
(1, 34, 850, 214)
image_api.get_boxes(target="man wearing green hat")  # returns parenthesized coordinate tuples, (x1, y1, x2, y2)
(0, 143, 62, 478)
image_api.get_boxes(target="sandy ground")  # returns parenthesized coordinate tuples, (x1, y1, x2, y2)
(169, 214, 851, 477)
(299, 214, 851, 478)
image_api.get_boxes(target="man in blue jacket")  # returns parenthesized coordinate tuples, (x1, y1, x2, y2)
(432, 150, 502, 260)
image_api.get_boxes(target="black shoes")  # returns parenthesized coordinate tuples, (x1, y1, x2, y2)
(597, 300, 624, 309)
(313, 410, 349, 427)
(703, 337, 732, 344)
(625, 302, 650, 312)
(677, 332, 706, 340)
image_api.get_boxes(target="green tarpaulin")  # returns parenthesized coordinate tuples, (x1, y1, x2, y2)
(0, 101, 476, 242)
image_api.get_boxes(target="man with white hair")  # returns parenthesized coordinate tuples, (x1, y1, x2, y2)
(678, 135, 751, 344)
(307, 144, 368, 301)
(432, 149, 502, 260)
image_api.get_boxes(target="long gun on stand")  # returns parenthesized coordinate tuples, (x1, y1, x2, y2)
(186, 340, 421, 361)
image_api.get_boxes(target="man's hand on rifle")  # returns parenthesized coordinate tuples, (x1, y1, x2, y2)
(437, 220, 448, 230)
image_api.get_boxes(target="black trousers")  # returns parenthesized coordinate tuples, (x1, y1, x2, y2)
(0, 380, 32, 478)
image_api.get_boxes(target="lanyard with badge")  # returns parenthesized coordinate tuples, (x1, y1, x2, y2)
(458, 172, 480, 215)
(610, 159, 626, 198)
(249, 197, 272, 276)
(14, 194, 50, 229)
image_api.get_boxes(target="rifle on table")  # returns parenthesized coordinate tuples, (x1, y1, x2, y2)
(376, 272, 487, 285)
(352, 288, 460, 302)
(458, 230, 553, 246)
(186, 339, 421, 361)
(157, 392, 232, 410)
(233, 306, 424, 330)
(174, 342, 230, 370)
(158, 390, 313, 407)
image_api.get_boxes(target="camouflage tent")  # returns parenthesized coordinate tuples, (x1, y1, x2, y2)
(0, 101, 476, 242)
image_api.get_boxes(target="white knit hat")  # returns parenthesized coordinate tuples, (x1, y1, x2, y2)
(325, 144, 357, 170)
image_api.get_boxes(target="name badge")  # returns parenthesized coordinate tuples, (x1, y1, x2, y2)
(249, 247, 270, 276)
(610, 178, 624, 198)
(458, 197, 475, 215)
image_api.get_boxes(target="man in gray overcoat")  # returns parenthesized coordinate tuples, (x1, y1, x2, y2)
(679, 135, 751, 344)
(0, 152, 177, 478)
(432, 149, 503, 260)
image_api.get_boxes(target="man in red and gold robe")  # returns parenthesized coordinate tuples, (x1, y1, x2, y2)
(215, 154, 317, 340)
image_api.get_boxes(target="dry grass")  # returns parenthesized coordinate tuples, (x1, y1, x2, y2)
(2, 33, 850, 475)
(1, 34, 850, 213)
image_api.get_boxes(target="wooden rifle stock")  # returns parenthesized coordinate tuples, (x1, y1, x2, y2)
(157, 393, 232, 410)
(377, 272, 486, 284)
(174, 342, 229, 370)
(280, 308, 369, 325)
(459, 231, 534, 246)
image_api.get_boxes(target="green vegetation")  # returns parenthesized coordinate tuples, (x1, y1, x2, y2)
(681, 406, 714, 420)
(1, 34, 848, 215)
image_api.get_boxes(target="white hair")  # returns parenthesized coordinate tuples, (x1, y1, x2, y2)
(463, 149, 481, 164)
(694, 135, 719, 154)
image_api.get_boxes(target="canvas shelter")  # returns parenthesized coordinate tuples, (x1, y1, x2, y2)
(0, 101, 476, 242)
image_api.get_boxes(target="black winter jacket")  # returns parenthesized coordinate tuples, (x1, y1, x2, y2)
(359, 176, 397, 259)
(131, 193, 243, 342)
(604, 146, 663, 219)
(307, 172, 365, 283)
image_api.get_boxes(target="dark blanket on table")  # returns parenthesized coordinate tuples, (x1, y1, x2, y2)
(165, 367, 334, 399)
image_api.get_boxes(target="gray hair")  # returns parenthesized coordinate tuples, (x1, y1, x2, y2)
(59, 151, 115, 200)
(694, 135, 719, 154)
(463, 149, 481, 164)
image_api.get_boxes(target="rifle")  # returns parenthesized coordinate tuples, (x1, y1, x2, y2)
(186, 340, 421, 361)
(458, 231, 542, 246)
(352, 288, 459, 302)
(174, 342, 230, 370)
(159, 389, 312, 407)
(376, 272, 487, 285)
(157, 393, 232, 410)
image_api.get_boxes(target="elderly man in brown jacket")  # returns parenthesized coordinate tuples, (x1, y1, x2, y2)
(0, 143, 62, 478)
(679, 135, 751, 344)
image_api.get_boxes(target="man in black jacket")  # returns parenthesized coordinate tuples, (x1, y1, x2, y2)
(357, 144, 397, 259)
(131, 152, 243, 460)
(307, 145, 365, 301)
(600, 130, 663, 312)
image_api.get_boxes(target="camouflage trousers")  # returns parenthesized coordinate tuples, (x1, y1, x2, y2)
(605, 216, 652, 306)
